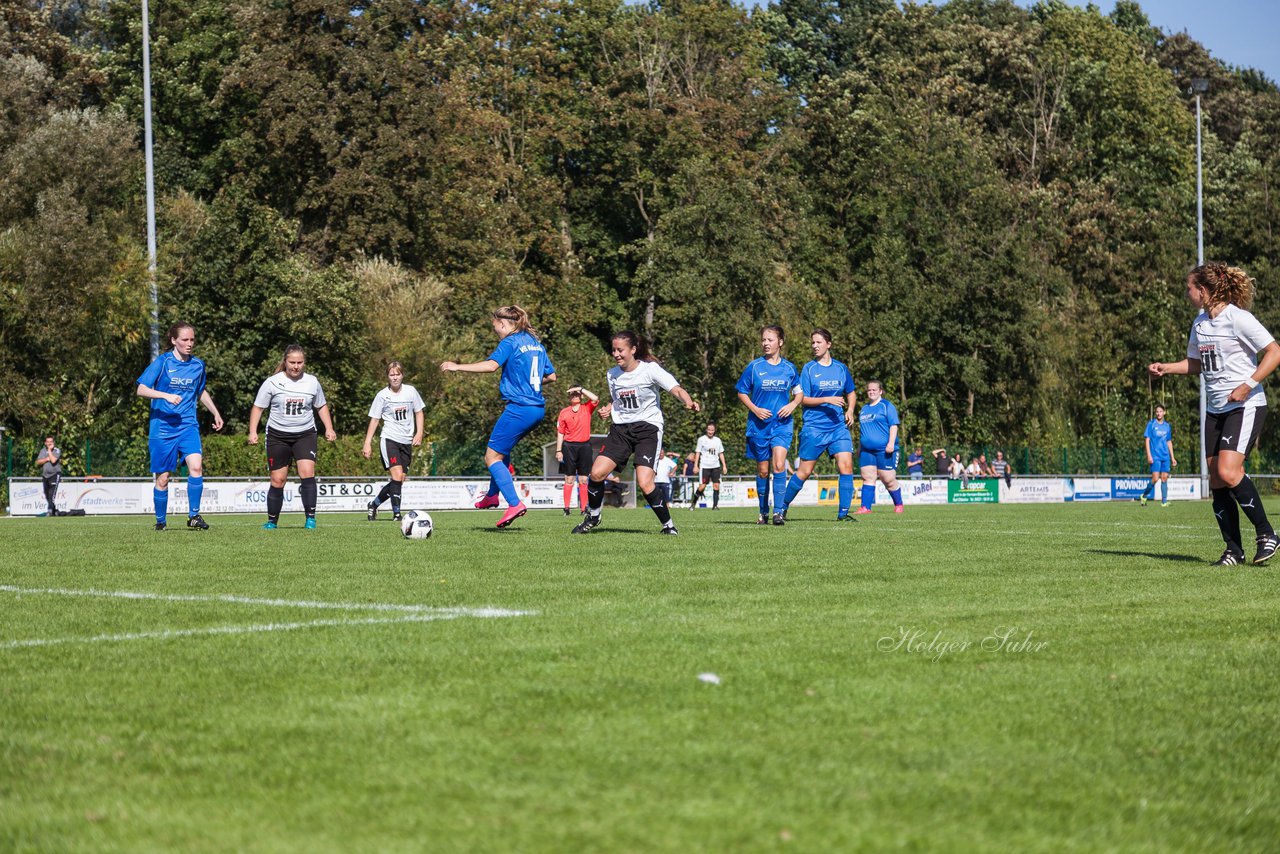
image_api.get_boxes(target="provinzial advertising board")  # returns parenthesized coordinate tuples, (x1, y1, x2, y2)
(948, 479, 998, 504)
(1111, 476, 1201, 501)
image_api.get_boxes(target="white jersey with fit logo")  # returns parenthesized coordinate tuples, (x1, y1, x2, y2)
(368, 384, 425, 444)
(254, 372, 327, 433)
(696, 435, 725, 470)
(606, 361, 680, 429)
(1187, 304, 1275, 413)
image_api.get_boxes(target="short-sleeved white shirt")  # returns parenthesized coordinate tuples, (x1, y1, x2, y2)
(368, 384, 425, 444)
(697, 435, 725, 469)
(607, 361, 680, 428)
(654, 456, 677, 483)
(254, 372, 327, 433)
(1187, 305, 1275, 413)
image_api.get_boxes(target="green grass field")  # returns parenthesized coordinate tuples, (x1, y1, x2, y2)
(3, 503, 1277, 852)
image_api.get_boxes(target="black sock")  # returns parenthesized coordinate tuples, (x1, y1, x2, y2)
(267, 485, 284, 521)
(300, 477, 317, 517)
(1230, 476, 1274, 537)
(390, 480, 402, 514)
(712, 488, 720, 508)
(645, 489, 673, 527)
(374, 482, 394, 507)
(1211, 487, 1243, 552)
(692, 487, 704, 504)
(587, 479, 605, 515)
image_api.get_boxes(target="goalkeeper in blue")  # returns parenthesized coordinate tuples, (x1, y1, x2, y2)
(1139, 405, 1176, 507)
(135, 322, 224, 531)
(736, 325, 802, 525)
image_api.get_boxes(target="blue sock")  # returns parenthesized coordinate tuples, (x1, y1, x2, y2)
(487, 461, 520, 507)
(860, 483, 875, 509)
(783, 474, 805, 508)
(772, 472, 787, 513)
(485, 477, 499, 498)
(187, 476, 203, 516)
(838, 474, 854, 517)
(153, 488, 168, 524)
(1160, 481, 1168, 502)
(890, 488, 902, 507)
(756, 476, 770, 515)
(1142, 482, 1154, 498)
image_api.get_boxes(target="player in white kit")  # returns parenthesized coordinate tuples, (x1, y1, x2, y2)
(572, 331, 700, 535)
(248, 344, 337, 529)
(1149, 263, 1280, 565)
(362, 361, 425, 521)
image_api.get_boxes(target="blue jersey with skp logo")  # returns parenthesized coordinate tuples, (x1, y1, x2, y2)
(736, 357, 801, 438)
(800, 359, 856, 433)
(136, 351, 207, 426)
(489, 330, 555, 407)
(1145, 419, 1173, 461)
(859, 398, 900, 451)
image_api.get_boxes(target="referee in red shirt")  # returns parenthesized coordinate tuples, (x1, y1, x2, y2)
(556, 386, 600, 514)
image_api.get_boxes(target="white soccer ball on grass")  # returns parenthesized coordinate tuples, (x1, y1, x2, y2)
(400, 510, 434, 540)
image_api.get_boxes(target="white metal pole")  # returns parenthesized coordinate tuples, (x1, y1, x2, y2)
(142, 0, 159, 359)
(1197, 93, 1208, 497)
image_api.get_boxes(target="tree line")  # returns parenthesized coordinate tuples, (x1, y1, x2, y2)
(1, 0, 1277, 471)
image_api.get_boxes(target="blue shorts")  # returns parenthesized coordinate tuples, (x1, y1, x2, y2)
(745, 423, 795, 461)
(1150, 459, 1171, 474)
(798, 426, 853, 461)
(149, 421, 203, 473)
(859, 447, 899, 470)
(488, 403, 545, 456)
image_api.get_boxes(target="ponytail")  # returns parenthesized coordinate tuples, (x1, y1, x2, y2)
(166, 322, 194, 350)
(612, 330, 656, 362)
(1189, 263, 1256, 311)
(492, 305, 536, 339)
(275, 343, 305, 375)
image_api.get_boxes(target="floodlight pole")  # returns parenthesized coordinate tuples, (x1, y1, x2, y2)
(1193, 79, 1209, 497)
(142, 0, 159, 359)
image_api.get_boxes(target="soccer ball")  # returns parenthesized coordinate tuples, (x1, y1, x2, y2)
(400, 510, 433, 540)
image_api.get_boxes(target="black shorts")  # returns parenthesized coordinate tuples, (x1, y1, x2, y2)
(380, 438, 413, 471)
(1205, 406, 1267, 457)
(599, 422, 662, 470)
(266, 428, 318, 471)
(559, 441, 593, 477)
(700, 467, 722, 484)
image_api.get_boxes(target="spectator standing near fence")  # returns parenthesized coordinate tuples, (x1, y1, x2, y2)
(654, 451, 678, 506)
(907, 446, 924, 480)
(933, 448, 950, 477)
(36, 436, 61, 516)
(1148, 262, 1280, 566)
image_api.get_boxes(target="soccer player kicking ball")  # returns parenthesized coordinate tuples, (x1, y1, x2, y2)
(1149, 263, 1280, 566)
(573, 331, 699, 536)
(136, 322, 224, 531)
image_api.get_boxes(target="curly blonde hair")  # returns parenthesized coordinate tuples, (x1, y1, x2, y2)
(1190, 263, 1256, 311)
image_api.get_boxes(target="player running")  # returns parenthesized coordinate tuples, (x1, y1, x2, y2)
(362, 361, 425, 522)
(248, 344, 337, 529)
(1149, 263, 1280, 566)
(780, 328, 858, 521)
(855, 380, 904, 515)
(1138, 405, 1176, 507)
(556, 386, 599, 515)
(689, 423, 726, 509)
(572, 331, 699, 535)
(135, 322, 224, 531)
(441, 305, 556, 529)
(736, 325, 802, 525)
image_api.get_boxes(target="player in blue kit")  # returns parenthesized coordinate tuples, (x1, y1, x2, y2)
(135, 322, 224, 531)
(441, 305, 556, 529)
(780, 328, 858, 520)
(854, 380, 903, 515)
(1139, 405, 1176, 507)
(736, 325, 802, 526)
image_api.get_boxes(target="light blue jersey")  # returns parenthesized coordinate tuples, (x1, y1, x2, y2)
(858, 399, 900, 451)
(736, 357, 801, 438)
(489, 330, 555, 407)
(1145, 419, 1173, 461)
(137, 351, 207, 431)
(800, 359, 856, 433)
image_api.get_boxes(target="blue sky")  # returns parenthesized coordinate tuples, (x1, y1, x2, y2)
(741, 1, 1279, 85)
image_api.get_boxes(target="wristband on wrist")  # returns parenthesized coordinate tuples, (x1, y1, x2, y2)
(1245, 378, 1259, 389)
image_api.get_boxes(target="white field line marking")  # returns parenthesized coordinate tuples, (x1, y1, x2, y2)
(0, 586, 536, 651)
(0, 613, 515, 650)
(0, 585, 531, 616)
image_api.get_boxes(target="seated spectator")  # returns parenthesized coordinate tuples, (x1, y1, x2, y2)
(964, 457, 982, 480)
(991, 450, 1014, 486)
(977, 454, 995, 477)
(603, 470, 629, 507)
(907, 446, 925, 480)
